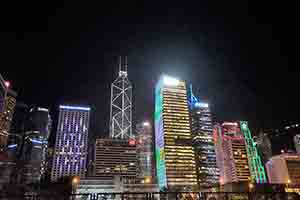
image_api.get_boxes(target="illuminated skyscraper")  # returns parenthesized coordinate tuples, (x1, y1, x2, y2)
(110, 56, 132, 139)
(239, 121, 267, 183)
(155, 75, 197, 191)
(136, 121, 154, 184)
(188, 86, 219, 188)
(51, 105, 90, 181)
(214, 122, 251, 184)
(0, 75, 17, 151)
(20, 107, 52, 183)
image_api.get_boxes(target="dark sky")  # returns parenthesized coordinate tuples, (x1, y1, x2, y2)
(0, 1, 298, 138)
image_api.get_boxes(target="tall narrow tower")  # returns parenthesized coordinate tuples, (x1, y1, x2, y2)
(110, 56, 133, 139)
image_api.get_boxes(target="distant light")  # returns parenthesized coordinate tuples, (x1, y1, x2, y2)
(30, 138, 47, 145)
(287, 179, 291, 184)
(248, 183, 254, 189)
(72, 176, 80, 185)
(129, 139, 135, 146)
(129, 162, 135, 166)
(143, 121, 150, 126)
(60, 105, 90, 111)
(37, 107, 49, 112)
(281, 149, 285, 154)
(241, 123, 248, 130)
(222, 122, 238, 126)
(285, 126, 290, 130)
(163, 76, 179, 86)
(7, 144, 17, 149)
(144, 177, 151, 184)
(4, 81, 10, 88)
(195, 102, 209, 108)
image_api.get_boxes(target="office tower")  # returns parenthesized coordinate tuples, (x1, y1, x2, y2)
(188, 85, 219, 188)
(51, 105, 90, 181)
(94, 138, 137, 182)
(136, 121, 154, 184)
(255, 130, 272, 164)
(266, 153, 300, 185)
(294, 135, 300, 154)
(20, 107, 52, 183)
(239, 121, 267, 183)
(110, 57, 133, 139)
(155, 75, 197, 191)
(214, 122, 251, 185)
(0, 75, 17, 151)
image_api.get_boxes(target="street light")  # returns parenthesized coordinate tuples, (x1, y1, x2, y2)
(248, 183, 254, 192)
(72, 176, 80, 195)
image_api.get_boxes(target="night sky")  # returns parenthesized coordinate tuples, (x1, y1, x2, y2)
(0, 1, 298, 139)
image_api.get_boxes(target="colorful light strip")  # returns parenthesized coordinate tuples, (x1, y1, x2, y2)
(59, 105, 90, 111)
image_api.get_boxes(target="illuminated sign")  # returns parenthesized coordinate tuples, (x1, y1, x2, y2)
(163, 75, 179, 86)
(59, 105, 90, 111)
(195, 102, 209, 108)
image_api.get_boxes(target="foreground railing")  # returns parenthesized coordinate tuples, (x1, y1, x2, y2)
(1, 192, 300, 200)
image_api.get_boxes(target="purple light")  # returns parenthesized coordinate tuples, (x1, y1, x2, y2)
(59, 105, 90, 111)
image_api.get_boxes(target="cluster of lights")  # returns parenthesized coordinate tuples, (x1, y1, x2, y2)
(163, 76, 179, 86)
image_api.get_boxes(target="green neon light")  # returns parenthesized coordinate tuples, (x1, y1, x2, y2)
(240, 121, 267, 183)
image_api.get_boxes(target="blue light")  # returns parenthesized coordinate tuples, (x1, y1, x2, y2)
(30, 138, 47, 144)
(59, 105, 91, 111)
(7, 144, 17, 148)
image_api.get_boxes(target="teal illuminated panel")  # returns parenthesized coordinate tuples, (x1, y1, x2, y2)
(155, 81, 167, 190)
(240, 121, 267, 183)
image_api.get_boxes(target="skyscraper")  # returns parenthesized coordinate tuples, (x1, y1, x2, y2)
(110, 57, 132, 139)
(214, 122, 251, 185)
(0, 75, 17, 152)
(155, 75, 197, 191)
(51, 105, 90, 181)
(136, 121, 154, 184)
(239, 121, 267, 183)
(20, 107, 52, 183)
(188, 86, 219, 188)
(255, 130, 272, 164)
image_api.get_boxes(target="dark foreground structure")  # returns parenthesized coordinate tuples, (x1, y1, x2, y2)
(1, 192, 300, 200)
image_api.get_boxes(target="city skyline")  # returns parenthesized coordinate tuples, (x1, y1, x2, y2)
(1, 2, 299, 140)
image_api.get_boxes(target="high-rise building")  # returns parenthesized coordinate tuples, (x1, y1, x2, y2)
(255, 130, 272, 164)
(188, 85, 219, 188)
(294, 135, 300, 154)
(155, 75, 197, 191)
(136, 121, 154, 184)
(93, 138, 137, 181)
(0, 75, 17, 152)
(110, 57, 133, 139)
(266, 153, 300, 185)
(239, 121, 267, 183)
(51, 105, 90, 181)
(20, 107, 52, 183)
(214, 122, 251, 185)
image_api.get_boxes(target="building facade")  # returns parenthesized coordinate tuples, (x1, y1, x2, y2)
(19, 107, 52, 183)
(93, 138, 137, 182)
(255, 130, 272, 164)
(51, 105, 90, 181)
(155, 75, 197, 191)
(294, 135, 300, 154)
(214, 122, 251, 185)
(0, 75, 17, 152)
(239, 121, 267, 183)
(266, 153, 300, 185)
(188, 86, 219, 188)
(110, 57, 133, 139)
(136, 121, 154, 184)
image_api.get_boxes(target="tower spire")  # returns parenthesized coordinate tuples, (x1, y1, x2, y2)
(119, 56, 122, 73)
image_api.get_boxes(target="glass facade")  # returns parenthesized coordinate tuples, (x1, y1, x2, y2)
(155, 76, 197, 191)
(188, 86, 219, 188)
(51, 105, 90, 181)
